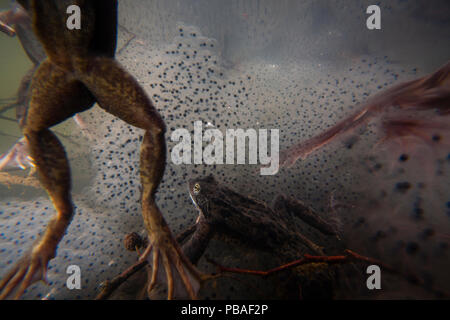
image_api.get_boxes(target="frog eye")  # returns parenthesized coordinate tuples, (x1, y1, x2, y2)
(193, 183, 201, 194)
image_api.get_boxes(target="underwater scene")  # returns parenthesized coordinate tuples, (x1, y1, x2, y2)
(0, 0, 449, 300)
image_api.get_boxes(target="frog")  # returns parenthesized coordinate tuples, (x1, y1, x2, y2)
(184, 175, 343, 299)
(187, 175, 341, 259)
(0, 0, 201, 299)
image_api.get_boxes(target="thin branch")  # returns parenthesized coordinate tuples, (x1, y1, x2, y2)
(0, 131, 21, 139)
(0, 172, 40, 189)
(0, 101, 18, 115)
(206, 249, 448, 298)
(0, 115, 16, 122)
(95, 259, 148, 300)
(117, 24, 136, 55)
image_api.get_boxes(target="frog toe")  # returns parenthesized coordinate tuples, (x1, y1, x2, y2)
(142, 241, 201, 299)
(0, 250, 49, 299)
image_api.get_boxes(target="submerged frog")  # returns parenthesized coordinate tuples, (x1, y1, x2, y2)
(187, 175, 341, 259)
(183, 175, 342, 299)
(0, 0, 200, 299)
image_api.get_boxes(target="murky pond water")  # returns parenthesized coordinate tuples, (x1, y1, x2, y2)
(0, 0, 449, 299)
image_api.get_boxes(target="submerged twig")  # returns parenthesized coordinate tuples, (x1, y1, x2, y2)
(0, 131, 21, 139)
(206, 249, 393, 276)
(0, 172, 40, 188)
(0, 97, 16, 103)
(95, 259, 148, 300)
(0, 115, 16, 122)
(207, 249, 448, 298)
(0, 102, 18, 115)
(117, 24, 136, 55)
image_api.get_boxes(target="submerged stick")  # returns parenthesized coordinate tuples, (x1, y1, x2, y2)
(207, 249, 448, 298)
(95, 259, 148, 300)
(0, 172, 40, 188)
(206, 249, 394, 276)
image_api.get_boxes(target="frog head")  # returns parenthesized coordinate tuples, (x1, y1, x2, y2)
(188, 175, 217, 219)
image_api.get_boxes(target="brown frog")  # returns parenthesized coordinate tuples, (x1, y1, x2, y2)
(185, 175, 341, 299)
(187, 175, 341, 259)
(0, 0, 200, 299)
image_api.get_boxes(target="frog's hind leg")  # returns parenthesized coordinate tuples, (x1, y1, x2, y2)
(273, 195, 341, 255)
(78, 56, 202, 299)
(274, 195, 341, 237)
(0, 59, 94, 299)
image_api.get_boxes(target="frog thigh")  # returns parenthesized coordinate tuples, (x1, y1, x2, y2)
(23, 59, 95, 131)
(273, 194, 338, 236)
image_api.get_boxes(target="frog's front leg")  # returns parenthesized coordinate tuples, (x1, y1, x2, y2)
(0, 59, 94, 299)
(79, 56, 202, 299)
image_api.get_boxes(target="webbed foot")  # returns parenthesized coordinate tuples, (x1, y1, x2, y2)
(140, 227, 202, 300)
(0, 244, 54, 299)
